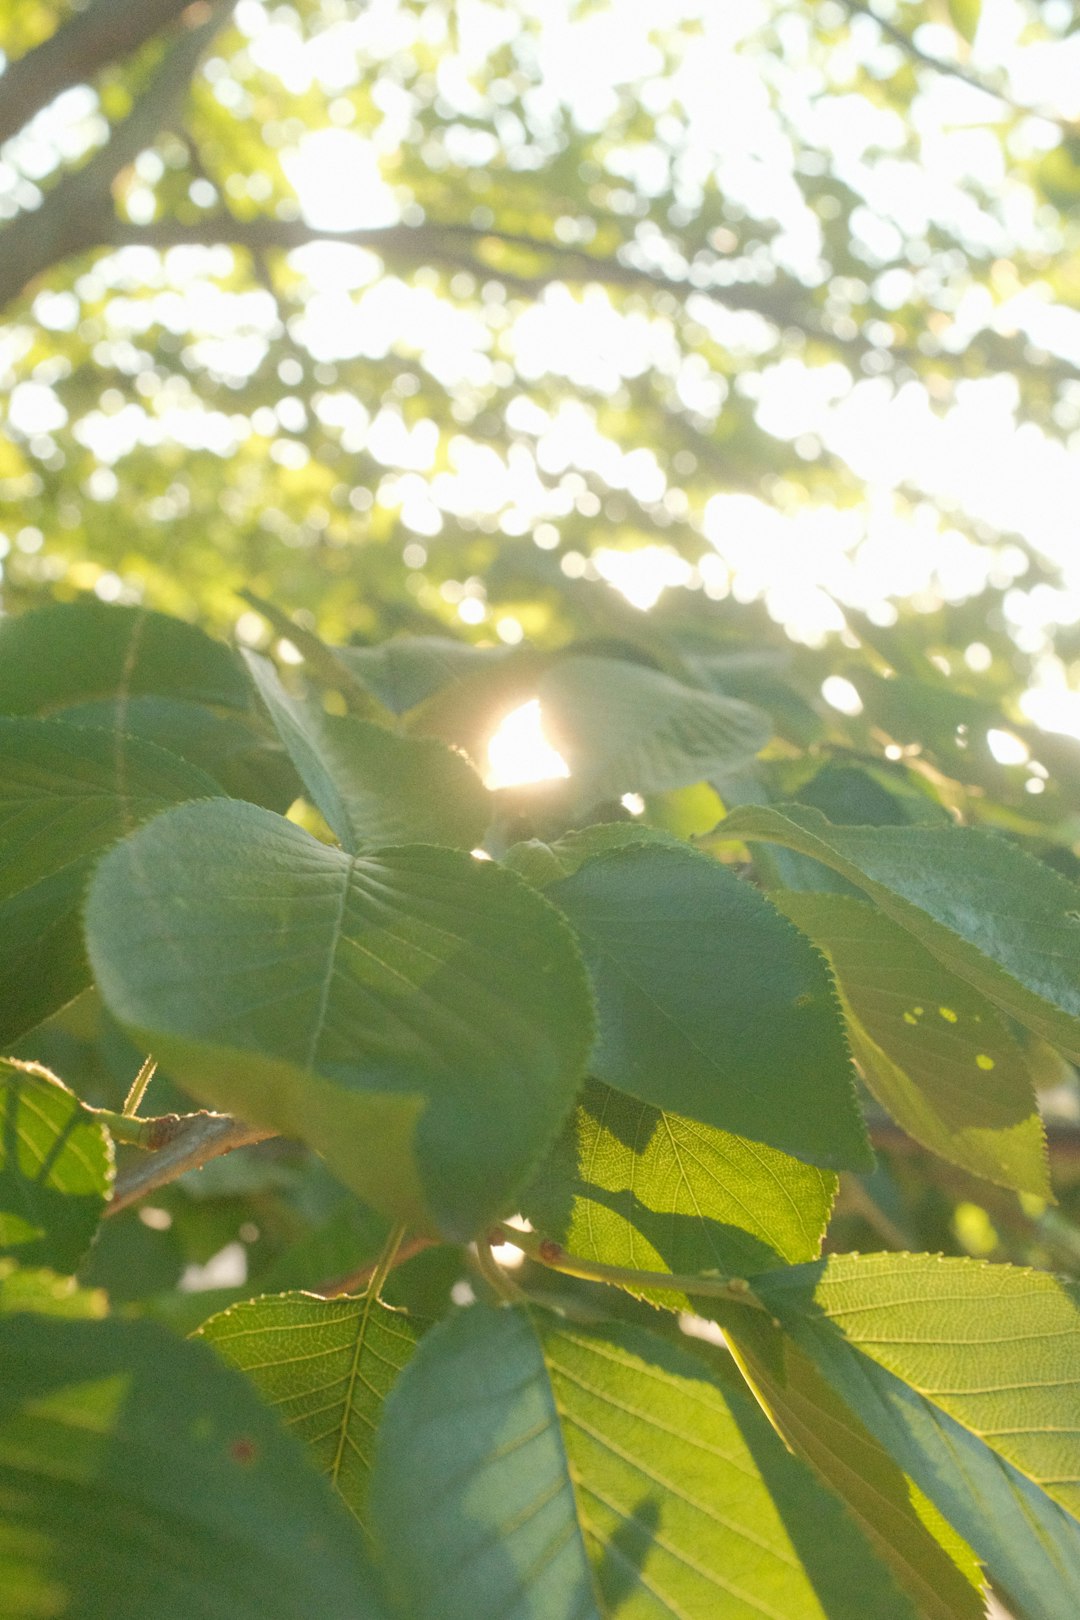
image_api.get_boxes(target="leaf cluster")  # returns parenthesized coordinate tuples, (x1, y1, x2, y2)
(2, 594, 1080, 1617)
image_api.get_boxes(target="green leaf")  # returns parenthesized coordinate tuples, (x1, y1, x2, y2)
(717, 1316, 986, 1620)
(244, 651, 491, 852)
(506, 823, 685, 888)
(0, 1059, 113, 1273)
(198, 1290, 420, 1530)
(0, 1258, 107, 1319)
(820, 1346, 1080, 1620)
(947, 0, 980, 47)
(754, 1256, 1080, 1620)
(539, 655, 772, 805)
(0, 599, 251, 715)
(546, 842, 871, 1170)
(523, 1078, 836, 1306)
(682, 646, 825, 748)
(254, 1196, 393, 1297)
(0, 1311, 387, 1620)
(774, 891, 1049, 1195)
(338, 636, 513, 715)
(85, 798, 594, 1238)
(720, 803, 1080, 1061)
(757, 1253, 1080, 1520)
(371, 1303, 599, 1620)
(59, 694, 297, 809)
(796, 763, 942, 829)
(371, 1303, 929, 1620)
(0, 717, 222, 1044)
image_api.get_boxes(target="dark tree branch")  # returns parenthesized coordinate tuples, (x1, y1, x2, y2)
(4, 77, 1079, 394)
(0, 0, 235, 310)
(46, 213, 1076, 391)
(91, 212, 812, 323)
(0, 0, 201, 148)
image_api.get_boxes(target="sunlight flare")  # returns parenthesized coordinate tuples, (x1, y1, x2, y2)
(484, 699, 571, 790)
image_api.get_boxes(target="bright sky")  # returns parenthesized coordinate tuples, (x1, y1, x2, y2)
(3, 0, 1080, 757)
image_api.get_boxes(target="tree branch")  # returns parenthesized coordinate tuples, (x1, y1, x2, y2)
(843, 0, 1078, 134)
(0, 0, 199, 148)
(88, 213, 812, 323)
(63, 214, 1080, 391)
(107, 1111, 276, 1214)
(6, 142, 1080, 393)
(0, 0, 235, 311)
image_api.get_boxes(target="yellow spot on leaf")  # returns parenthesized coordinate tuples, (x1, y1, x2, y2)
(975, 1053, 995, 1070)
(939, 1007, 958, 1022)
(903, 1012, 918, 1025)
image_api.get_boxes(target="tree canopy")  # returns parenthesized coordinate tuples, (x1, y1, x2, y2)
(2, 0, 1080, 644)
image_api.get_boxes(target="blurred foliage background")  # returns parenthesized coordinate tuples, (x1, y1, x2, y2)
(5, 0, 1080, 1315)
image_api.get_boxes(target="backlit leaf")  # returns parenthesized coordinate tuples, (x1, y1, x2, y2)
(720, 804, 1080, 1061)
(539, 655, 772, 806)
(949, 2, 981, 49)
(506, 823, 684, 887)
(0, 599, 250, 716)
(774, 891, 1049, 1195)
(523, 1078, 836, 1306)
(757, 1252, 1080, 1519)
(717, 1314, 986, 1620)
(60, 694, 296, 809)
(338, 636, 513, 715)
(755, 1254, 1080, 1620)
(0, 1059, 112, 1273)
(813, 1345, 1080, 1620)
(199, 1289, 421, 1530)
(372, 1303, 929, 1620)
(0, 1258, 107, 1319)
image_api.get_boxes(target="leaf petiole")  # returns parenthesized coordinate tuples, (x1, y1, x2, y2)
(497, 1221, 769, 1311)
(366, 1223, 408, 1302)
(121, 1054, 157, 1117)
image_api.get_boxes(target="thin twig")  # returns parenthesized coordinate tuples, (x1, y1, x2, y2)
(843, 0, 1078, 133)
(314, 1234, 438, 1299)
(58, 215, 1080, 392)
(92, 215, 809, 325)
(473, 1235, 529, 1304)
(365, 1223, 407, 1302)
